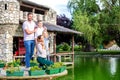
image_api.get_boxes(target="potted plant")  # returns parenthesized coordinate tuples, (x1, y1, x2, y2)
(29, 66, 45, 76)
(46, 62, 62, 74)
(7, 59, 20, 67)
(30, 59, 39, 67)
(6, 66, 24, 76)
(0, 60, 6, 68)
(58, 62, 66, 73)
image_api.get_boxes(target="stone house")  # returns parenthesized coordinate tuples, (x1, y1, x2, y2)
(0, 0, 82, 63)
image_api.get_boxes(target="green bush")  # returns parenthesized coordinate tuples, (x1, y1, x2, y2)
(74, 45, 82, 51)
(56, 44, 64, 52)
(56, 43, 71, 52)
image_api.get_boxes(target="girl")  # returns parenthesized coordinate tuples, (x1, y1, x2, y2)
(42, 30, 50, 60)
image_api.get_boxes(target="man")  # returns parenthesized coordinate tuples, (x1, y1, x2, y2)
(22, 12, 37, 70)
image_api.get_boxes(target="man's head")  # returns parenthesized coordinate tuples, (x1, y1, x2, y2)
(27, 12, 33, 21)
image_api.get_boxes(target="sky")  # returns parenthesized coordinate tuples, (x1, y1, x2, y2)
(28, 0, 72, 19)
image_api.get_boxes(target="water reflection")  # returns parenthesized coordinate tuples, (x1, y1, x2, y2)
(109, 58, 117, 76)
(55, 55, 120, 80)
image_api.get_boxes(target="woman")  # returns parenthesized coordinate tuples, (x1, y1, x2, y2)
(36, 35, 53, 67)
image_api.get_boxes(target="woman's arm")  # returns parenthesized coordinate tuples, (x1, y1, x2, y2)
(37, 43, 44, 54)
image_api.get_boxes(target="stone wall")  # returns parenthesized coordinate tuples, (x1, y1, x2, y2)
(0, 0, 55, 62)
(0, 0, 19, 24)
(44, 9, 57, 25)
(0, 25, 19, 62)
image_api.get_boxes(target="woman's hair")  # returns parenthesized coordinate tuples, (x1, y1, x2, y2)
(42, 30, 48, 37)
(37, 35, 42, 41)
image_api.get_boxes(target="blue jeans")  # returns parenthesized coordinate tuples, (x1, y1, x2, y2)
(24, 40, 35, 68)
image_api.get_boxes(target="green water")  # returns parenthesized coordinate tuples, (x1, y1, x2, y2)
(54, 55, 120, 80)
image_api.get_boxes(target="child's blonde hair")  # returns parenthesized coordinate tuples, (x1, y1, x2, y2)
(42, 30, 48, 38)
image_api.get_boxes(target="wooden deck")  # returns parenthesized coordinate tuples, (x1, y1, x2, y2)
(0, 69, 67, 80)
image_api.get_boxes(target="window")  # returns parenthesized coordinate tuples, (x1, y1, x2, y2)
(5, 4, 7, 10)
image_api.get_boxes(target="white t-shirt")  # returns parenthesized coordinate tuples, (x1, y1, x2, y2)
(35, 27, 44, 39)
(37, 43, 47, 58)
(22, 21, 36, 41)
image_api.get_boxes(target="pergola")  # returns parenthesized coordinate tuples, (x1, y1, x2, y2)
(44, 22, 82, 67)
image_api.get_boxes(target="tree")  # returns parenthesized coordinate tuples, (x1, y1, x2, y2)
(68, 0, 120, 48)
(57, 14, 72, 29)
(68, 0, 101, 48)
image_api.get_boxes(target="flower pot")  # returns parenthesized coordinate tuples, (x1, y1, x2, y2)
(6, 70, 24, 76)
(0, 63, 5, 68)
(29, 70, 45, 76)
(59, 66, 66, 73)
(46, 68, 60, 74)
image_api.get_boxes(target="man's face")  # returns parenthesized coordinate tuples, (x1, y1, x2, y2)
(28, 14, 33, 21)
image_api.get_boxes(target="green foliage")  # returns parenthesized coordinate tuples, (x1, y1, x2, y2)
(30, 66, 42, 71)
(0, 60, 6, 64)
(30, 59, 39, 67)
(56, 43, 71, 52)
(6, 66, 21, 73)
(68, 0, 120, 48)
(7, 59, 20, 67)
(62, 43, 71, 51)
(72, 11, 100, 47)
(30, 59, 39, 64)
(74, 45, 82, 51)
(47, 62, 64, 70)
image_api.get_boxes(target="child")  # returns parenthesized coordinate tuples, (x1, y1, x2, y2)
(36, 35, 53, 67)
(42, 30, 50, 60)
(35, 20, 45, 45)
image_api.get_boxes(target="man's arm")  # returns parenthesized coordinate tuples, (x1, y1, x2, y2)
(25, 27, 37, 35)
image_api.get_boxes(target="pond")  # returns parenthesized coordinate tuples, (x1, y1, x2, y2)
(54, 55, 120, 80)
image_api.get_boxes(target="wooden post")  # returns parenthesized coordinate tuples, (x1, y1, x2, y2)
(32, 8, 35, 13)
(72, 35, 74, 64)
(53, 33, 56, 62)
(72, 35, 74, 52)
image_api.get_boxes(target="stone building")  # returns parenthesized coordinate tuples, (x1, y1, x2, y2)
(0, 0, 82, 63)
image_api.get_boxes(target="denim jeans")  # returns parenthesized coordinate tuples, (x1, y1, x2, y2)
(24, 40, 35, 68)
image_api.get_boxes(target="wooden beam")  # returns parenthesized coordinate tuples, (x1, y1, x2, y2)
(20, 3, 47, 12)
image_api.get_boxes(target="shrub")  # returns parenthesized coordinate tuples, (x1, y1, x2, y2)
(74, 45, 82, 51)
(62, 43, 71, 51)
(56, 43, 71, 52)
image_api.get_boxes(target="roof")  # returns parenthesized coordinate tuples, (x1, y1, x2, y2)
(19, 20, 82, 34)
(18, 0, 50, 10)
(44, 22, 83, 34)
